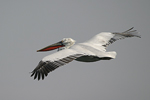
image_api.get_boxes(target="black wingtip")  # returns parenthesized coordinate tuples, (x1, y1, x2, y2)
(38, 71, 41, 80)
(123, 27, 134, 33)
(30, 72, 34, 77)
(34, 72, 37, 79)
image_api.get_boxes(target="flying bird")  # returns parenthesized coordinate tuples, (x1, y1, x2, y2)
(31, 27, 141, 80)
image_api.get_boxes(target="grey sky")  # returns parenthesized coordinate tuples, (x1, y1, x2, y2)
(0, 0, 150, 100)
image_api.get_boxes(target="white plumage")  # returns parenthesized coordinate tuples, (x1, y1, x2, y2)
(31, 27, 141, 80)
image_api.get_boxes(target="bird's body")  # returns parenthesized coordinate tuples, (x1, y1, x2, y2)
(31, 27, 141, 80)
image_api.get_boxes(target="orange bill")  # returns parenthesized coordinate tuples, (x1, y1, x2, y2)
(37, 41, 65, 52)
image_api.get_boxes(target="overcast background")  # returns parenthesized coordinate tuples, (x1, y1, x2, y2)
(1, 0, 150, 100)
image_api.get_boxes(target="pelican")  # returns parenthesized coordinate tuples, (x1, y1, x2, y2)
(31, 27, 141, 80)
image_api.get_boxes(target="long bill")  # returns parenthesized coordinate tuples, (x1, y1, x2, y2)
(37, 41, 65, 52)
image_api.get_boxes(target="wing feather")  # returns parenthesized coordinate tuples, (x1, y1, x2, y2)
(31, 49, 83, 80)
(103, 27, 141, 47)
(86, 27, 140, 49)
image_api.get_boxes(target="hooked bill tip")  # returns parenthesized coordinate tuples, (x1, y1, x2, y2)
(37, 50, 40, 52)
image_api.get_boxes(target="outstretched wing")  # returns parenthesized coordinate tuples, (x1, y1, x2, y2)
(86, 27, 141, 48)
(31, 49, 83, 80)
(103, 27, 141, 47)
